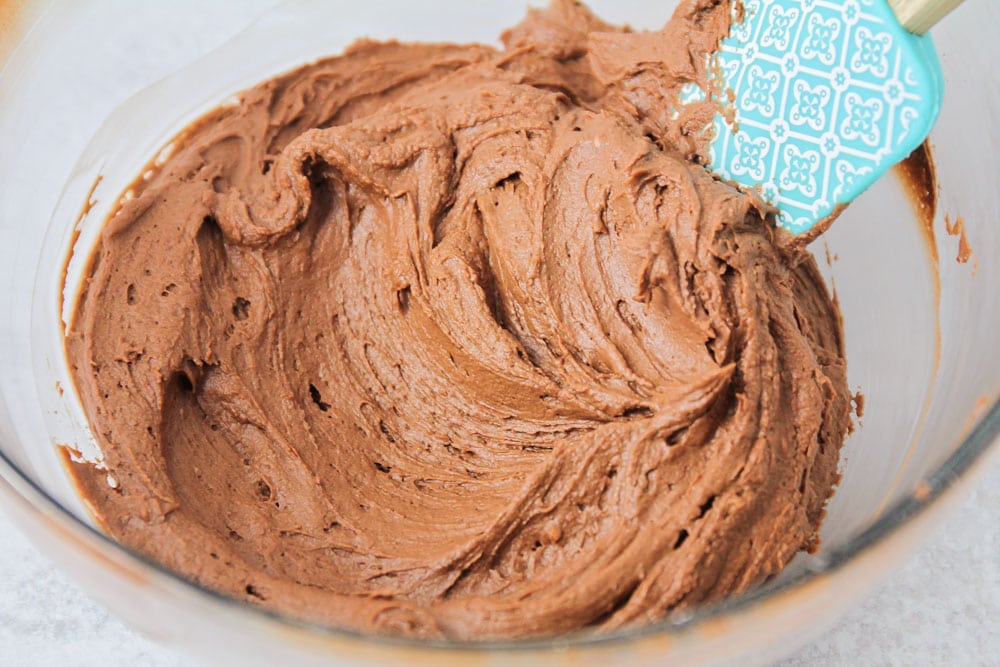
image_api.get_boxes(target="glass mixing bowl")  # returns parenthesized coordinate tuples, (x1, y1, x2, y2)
(0, 1, 997, 664)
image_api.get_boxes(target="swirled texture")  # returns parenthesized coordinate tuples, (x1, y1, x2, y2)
(66, 0, 851, 640)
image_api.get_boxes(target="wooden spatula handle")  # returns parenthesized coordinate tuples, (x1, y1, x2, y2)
(887, 0, 966, 34)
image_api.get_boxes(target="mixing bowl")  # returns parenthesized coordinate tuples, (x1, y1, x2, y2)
(0, 1, 997, 664)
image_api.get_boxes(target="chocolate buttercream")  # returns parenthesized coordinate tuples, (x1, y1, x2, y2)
(66, 0, 851, 640)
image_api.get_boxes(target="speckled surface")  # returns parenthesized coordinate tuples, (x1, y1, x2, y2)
(1, 457, 996, 666)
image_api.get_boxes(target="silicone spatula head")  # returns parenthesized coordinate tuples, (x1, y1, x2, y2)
(691, 0, 951, 239)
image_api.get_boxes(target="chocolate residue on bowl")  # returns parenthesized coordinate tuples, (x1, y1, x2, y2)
(58, 175, 102, 321)
(944, 214, 973, 265)
(894, 141, 938, 265)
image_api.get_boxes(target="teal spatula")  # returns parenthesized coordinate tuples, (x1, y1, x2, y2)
(689, 0, 965, 238)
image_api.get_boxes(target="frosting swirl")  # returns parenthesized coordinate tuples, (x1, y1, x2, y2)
(67, 0, 850, 640)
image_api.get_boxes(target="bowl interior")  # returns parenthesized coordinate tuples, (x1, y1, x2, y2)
(0, 0, 997, 626)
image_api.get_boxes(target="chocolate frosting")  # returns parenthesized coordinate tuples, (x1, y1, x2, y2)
(66, 0, 850, 640)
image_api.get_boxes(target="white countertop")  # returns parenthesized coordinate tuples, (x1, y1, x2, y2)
(1, 457, 996, 666)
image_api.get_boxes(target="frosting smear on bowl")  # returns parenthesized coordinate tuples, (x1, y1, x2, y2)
(66, 0, 851, 640)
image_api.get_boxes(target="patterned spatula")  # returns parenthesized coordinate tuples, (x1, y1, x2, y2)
(689, 0, 965, 239)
